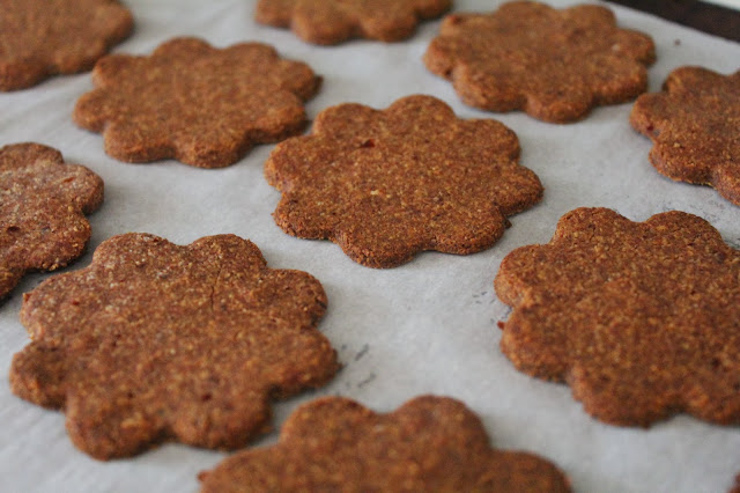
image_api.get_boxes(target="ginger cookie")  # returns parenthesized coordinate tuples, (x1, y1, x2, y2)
(424, 1, 655, 123)
(0, 0, 133, 91)
(265, 94, 543, 268)
(494, 207, 740, 427)
(10, 233, 339, 459)
(74, 37, 321, 168)
(0, 143, 103, 299)
(255, 0, 452, 45)
(199, 395, 572, 492)
(630, 66, 740, 206)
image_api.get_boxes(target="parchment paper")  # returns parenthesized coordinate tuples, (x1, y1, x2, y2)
(0, 1, 738, 491)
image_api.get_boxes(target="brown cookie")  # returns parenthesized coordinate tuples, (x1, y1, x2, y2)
(0, 143, 103, 299)
(0, 0, 133, 91)
(424, 1, 655, 123)
(494, 207, 740, 427)
(730, 474, 740, 493)
(10, 233, 339, 460)
(630, 66, 740, 206)
(73, 37, 321, 168)
(265, 94, 543, 268)
(255, 0, 452, 45)
(199, 395, 572, 492)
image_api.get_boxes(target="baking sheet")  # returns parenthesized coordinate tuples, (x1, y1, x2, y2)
(1, 1, 738, 491)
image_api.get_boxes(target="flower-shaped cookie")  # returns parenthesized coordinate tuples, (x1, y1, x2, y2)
(255, 0, 452, 45)
(630, 67, 740, 206)
(10, 233, 339, 459)
(74, 37, 321, 168)
(0, 0, 132, 91)
(494, 207, 740, 427)
(200, 396, 572, 492)
(265, 95, 543, 268)
(1, 143, 103, 299)
(424, 1, 655, 123)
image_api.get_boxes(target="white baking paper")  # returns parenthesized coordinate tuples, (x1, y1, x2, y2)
(0, 1, 738, 492)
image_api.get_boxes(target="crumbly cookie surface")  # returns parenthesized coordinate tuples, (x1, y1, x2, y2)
(0, 143, 103, 299)
(494, 207, 740, 427)
(10, 233, 338, 459)
(630, 66, 740, 205)
(74, 37, 320, 168)
(265, 95, 543, 268)
(199, 395, 572, 492)
(256, 0, 452, 45)
(424, 1, 655, 123)
(0, 0, 132, 91)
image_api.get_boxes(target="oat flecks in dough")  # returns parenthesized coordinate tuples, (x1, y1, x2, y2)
(10, 233, 339, 460)
(74, 37, 321, 168)
(199, 395, 572, 492)
(424, 1, 655, 123)
(256, 0, 452, 45)
(0, 0, 133, 91)
(0, 143, 103, 299)
(494, 207, 740, 427)
(631, 66, 740, 206)
(265, 95, 543, 268)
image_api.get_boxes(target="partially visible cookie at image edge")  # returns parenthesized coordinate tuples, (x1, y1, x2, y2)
(10, 233, 339, 459)
(494, 207, 740, 427)
(1, 142, 103, 299)
(424, 1, 655, 123)
(265, 94, 543, 268)
(256, 0, 452, 45)
(74, 37, 320, 168)
(0, 0, 133, 91)
(199, 395, 572, 492)
(630, 66, 740, 206)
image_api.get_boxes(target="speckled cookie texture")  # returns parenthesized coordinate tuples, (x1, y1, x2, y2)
(494, 207, 740, 427)
(255, 0, 452, 45)
(424, 1, 655, 123)
(265, 94, 543, 268)
(10, 233, 339, 459)
(630, 66, 740, 206)
(73, 37, 321, 168)
(199, 395, 572, 492)
(0, 0, 133, 91)
(0, 143, 103, 300)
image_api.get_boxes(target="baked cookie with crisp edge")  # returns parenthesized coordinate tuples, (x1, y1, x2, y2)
(494, 207, 740, 427)
(10, 233, 339, 459)
(1, 142, 103, 299)
(424, 1, 655, 123)
(0, 0, 133, 91)
(73, 37, 321, 168)
(199, 395, 572, 492)
(630, 66, 740, 206)
(255, 0, 452, 45)
(265, 94, 543, 268)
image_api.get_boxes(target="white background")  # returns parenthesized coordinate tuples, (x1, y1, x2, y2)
(0, 1, 738, 491)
